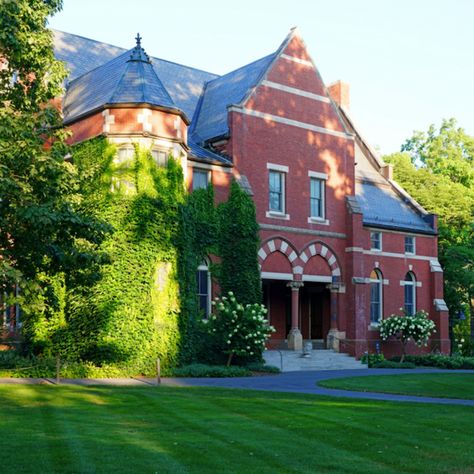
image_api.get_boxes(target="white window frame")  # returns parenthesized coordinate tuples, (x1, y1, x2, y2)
(369, 269, 383, 326)
(370, 231, 382, 251)
(404, 272, 416, 316)
(308, 170, 328, 224)
(266, 163, 289, 219)
(192, 168, 211, 191)
(197, 262, 212, 318)
(151, 149, 169, 167)
(404, 235, 416, 255)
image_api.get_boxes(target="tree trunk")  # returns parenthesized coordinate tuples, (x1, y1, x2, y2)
(400, 339, 407, 363)
(226, 352, 234, 367)
(469, 295, 474, 344)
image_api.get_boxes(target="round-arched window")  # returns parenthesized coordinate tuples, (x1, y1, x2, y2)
(404, 272, 416, 316)
(369, 269, 383, 323)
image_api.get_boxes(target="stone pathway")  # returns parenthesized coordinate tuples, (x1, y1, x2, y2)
(1, 368, 474, 406)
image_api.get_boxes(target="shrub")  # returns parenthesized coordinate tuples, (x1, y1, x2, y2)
(246, 362, 280, 373)
(371, 360, 416, 369)
(171, 364, 250, 378)
(379, 310, 436, 362)
(205, 292, 275, 366)
(397, 354, 474, 370)
(360, 353, 385, 367)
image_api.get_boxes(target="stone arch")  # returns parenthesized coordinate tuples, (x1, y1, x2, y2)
(258, 237, 299, 276)
(299, 241, 342, 279)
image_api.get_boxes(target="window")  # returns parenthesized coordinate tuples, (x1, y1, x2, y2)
(192, 169, 209, 191)
(404, 272, 416, 316)
(269, 170, 284, 213)
(310, 178, 325, 218)
(369, 269, 383, 324)
(370, 231, 382, 251)
(405, 236, 415, 254)
(196, 262, 211, 318)
(115, 147, 134, 164)
(151, 150, 168, 167)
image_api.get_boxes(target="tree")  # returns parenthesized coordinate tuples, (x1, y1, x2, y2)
(0, 1, 108, 340)
(379, 311, 436, 362)
(206, 291, 274, 366)
(217, 180, 262, 305)
(384, 119, 474, 348)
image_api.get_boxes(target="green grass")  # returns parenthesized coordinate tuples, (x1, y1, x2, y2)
(319, 373, 474, 399)
(1, 385, 474, 473)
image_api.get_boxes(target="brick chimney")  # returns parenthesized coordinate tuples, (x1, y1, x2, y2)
(328, 80, 350, 110)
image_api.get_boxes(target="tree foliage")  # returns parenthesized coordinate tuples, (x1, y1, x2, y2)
(0, 0, 109, 333)
(207, 291, 274, 366)
(384, 119, 474, 346)
(379, 310, 436, 362)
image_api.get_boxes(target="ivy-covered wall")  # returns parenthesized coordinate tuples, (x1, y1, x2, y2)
(20, 137, 263, 372)
(65, 138, 185, 372)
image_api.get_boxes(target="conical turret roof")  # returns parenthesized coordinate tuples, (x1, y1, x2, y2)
(63, 34, 183, 123)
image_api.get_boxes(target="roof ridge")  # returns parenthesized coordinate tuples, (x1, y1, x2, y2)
(66, 49, 131, 86)
(54, 29, 220, 78)
(206, 52, 276, 87)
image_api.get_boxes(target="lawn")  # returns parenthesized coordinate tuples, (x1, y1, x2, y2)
(318, 373, 474, 399)
(0, 385, 474, 473)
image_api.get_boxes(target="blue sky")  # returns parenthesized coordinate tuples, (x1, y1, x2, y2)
(49, 0, 474, 155)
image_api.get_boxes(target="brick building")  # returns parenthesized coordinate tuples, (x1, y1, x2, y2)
(49, 28, 450, 357)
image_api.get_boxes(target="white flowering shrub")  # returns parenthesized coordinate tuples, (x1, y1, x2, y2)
(379, 310, 436, 362)
(206, 291, 275, 366)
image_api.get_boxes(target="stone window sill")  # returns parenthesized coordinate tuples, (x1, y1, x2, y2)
(266, 211, 290, 220)
(307, 217, 329, 225)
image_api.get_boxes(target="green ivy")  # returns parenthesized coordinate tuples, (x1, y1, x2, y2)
(65, 139, 185, 373)
(19, 138, 263, 373)
(217, 180, 262, 305)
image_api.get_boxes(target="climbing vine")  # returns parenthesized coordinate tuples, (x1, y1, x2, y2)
(65, 138, 185, 373)
(217, 180, 262, 305)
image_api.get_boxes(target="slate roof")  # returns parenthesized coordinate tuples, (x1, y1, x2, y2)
(356, 181, 435, 234)
(188, 139, 232, 166)
(191, 53, 276, 143)
(63, 41, 178, 122)
(54, 30, 435, 235)
(54, 30, 218, 119)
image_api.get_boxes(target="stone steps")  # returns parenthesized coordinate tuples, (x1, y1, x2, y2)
(263, 349, 368, 372)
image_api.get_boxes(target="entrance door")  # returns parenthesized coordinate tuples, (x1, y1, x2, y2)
(301, 284, 329, 340)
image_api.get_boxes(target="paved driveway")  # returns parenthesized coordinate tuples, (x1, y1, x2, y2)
(1, 369, 473, 406)
(163, 368, 474, 406)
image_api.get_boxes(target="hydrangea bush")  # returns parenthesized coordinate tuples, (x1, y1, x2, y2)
(379, 310, 436, 362)
(206, 291, 275, 366)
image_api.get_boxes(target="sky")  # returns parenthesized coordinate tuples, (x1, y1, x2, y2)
(49, 0, 474, 155)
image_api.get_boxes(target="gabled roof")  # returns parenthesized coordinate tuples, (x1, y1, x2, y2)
(63, 38, 178, 123)
(191, 53, 276, 143)
(54, 30, 218, 119)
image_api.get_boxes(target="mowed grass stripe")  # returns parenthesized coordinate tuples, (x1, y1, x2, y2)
(319, 373, 474, 399)
(0, 385, 473, 473)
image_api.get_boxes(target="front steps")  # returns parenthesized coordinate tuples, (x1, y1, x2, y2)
(263, 349, 367, 372)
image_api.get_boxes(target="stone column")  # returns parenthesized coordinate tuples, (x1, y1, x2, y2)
(326, 283, 344, 352)
(287, 281, 304, 350)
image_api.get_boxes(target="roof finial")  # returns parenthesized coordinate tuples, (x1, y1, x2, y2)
(135, 33, 142, 47)
(128, 33, 150, 63)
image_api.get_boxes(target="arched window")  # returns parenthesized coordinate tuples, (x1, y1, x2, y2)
(404, 272, 416, 316)
(196, 261, 211, 318)
(369, 269, 383, 323)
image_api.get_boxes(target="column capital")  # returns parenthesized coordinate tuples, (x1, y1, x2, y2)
(287, 281, 304, 290)
(326, 283, 341, 293)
